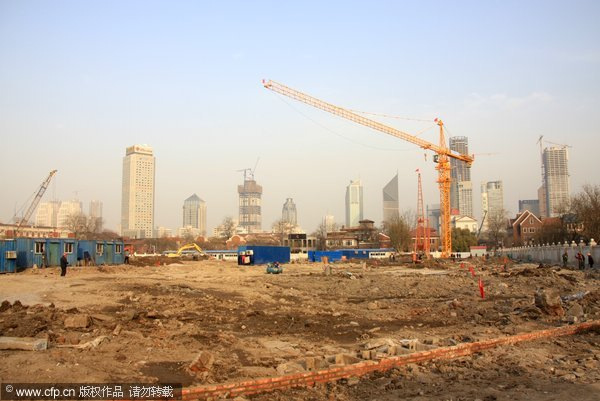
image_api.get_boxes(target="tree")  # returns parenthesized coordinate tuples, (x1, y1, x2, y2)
(571, 184, 600, 241)
(220, 216, 236, 239)
(312, 222, 329, 251)
(64, 213, 103, 239)
(486, 209, 508, 249)
(272, 219, 293, 245)
(382, 214, 412, 252)
(451, 228, 477, 252)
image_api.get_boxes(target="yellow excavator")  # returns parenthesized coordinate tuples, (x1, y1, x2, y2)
(166, 243, 206, 260)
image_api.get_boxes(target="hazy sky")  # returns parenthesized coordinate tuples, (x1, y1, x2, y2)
(1, 1, 599, 234)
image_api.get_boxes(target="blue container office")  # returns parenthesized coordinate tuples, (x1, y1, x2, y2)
(308, 250, 344, 262)
(0, 240, 17, 273)
(0, 238, 124, 272)
(238, 245, 290, 265)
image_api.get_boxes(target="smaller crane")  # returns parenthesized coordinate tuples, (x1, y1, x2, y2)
(413, 169, 430, 261)
(236, 157, 260, 181)
(14, 170, 57, 236)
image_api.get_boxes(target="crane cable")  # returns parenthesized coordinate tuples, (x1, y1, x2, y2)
(269, 91, 434, 152)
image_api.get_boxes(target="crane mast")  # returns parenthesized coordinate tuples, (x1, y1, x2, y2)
(414, 169, 430, 260)
(262, 79, 474, 257)
(15, 170, 57, 236)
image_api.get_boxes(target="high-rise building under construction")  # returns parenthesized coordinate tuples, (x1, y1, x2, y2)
(238, 177, 262, 233)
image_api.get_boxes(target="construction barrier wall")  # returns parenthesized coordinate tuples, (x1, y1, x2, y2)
(499, 242, 598, 268)
(308, 250, 343, 262)
(238, 245, 290, 265)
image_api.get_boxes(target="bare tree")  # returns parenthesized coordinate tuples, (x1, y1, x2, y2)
(486, 209, 508, 249)
(271, 219, 293, 245)
(220, 216, 236, 239)
(571, 184, 600, 241)
(65, 213, 103, 239)
(382, 214, 412, 252)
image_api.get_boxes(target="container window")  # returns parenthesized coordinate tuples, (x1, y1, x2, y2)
(64, 243, 74, 254)
(96, 244, 104, 254)
(35, 242, 45, 254)
(115, 244, 122, 253)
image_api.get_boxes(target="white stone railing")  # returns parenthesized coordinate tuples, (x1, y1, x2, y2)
(497, 239, 597, 267)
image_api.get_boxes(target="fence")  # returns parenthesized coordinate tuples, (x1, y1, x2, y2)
(498, 239, 598, 267)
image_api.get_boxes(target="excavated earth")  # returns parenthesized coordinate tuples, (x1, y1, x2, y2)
(1, 258, 599, 400)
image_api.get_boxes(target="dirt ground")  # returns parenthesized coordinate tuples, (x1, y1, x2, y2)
(1, 257, 599, 400)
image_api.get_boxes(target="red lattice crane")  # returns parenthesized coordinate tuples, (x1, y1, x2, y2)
(414, 169, 430, 260)
(262, 80, 474, 257)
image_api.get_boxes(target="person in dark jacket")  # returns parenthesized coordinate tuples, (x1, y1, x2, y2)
(60, 253, 69, 276)
(588, 253, 595, 269)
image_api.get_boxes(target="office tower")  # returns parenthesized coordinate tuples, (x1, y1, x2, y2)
(282, 198, 297, 226)
(323, 214, 336, 232)
(543, 147, 570, 217)
(481, 181, 504, 231)
(518, 199, 540, 216)
(449, 136, 473, 217)
(121, 145, 155, 238)
(57, 200, 83, 228)
(35, 201, 61, 227)
(427, 204, 441, 234)
(382, 173, 399, 222)
(345, 179, 363, 227)
(182, 194, 207, 235)
(89, 200, 103, 219)
(238, 176, 262, 233)
(457, 181, 473, 218)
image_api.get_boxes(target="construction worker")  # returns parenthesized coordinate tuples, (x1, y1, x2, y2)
(60, 253, 69, 277)
(562, 250, 568, 268)
(588, 253, 595, 269)
(576, 251, 585, 270)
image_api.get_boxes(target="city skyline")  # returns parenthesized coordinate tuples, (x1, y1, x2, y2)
(1, 2, 598, 235)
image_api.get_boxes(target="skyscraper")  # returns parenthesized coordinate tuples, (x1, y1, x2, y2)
(182, 194, 207, 235)
(89, 200, 103, 231)
(449, 136, 473, 217)
(238, 177, 262, 233)
(323, 214, 336, 232)
(35, 201, 61, 227)
(382, 173, 399, 222)
(518, 199, 540, 216)
(481, 181, 504, 231)
(543, 147, 569, 217)
(345, 179, 363, 227)
(121, 145, 155, 238)
(57, 200, 83, 228)
(282, 198, 297, 226)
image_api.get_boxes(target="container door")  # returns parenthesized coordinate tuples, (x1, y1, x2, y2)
(49, 242, 60, 266)
(106, 244, 114, 264)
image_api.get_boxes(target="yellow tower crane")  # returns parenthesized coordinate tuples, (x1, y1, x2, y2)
(262, 80, 474, 257)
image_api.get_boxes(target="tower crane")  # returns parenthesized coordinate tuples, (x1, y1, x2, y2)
(14, 170, 57, 237)
(262, 79, 474, 257)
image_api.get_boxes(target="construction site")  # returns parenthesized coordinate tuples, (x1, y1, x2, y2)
(0, 256, 599, 400)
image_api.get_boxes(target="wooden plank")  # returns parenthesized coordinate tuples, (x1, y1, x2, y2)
(0, 336, 48, 351)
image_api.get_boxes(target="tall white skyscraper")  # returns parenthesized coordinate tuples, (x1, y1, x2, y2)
(345, 179, 363, 228)
(182, 194, 207, 235)
(121, 145, 155, 238)
(543, 147, 570, 217)
(382, 173, 399, 222)
(282, 198, 297, 226)
(323, 214, 336, 232)
(481, 181, 504, 231)
(35, 201, 61, 227)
